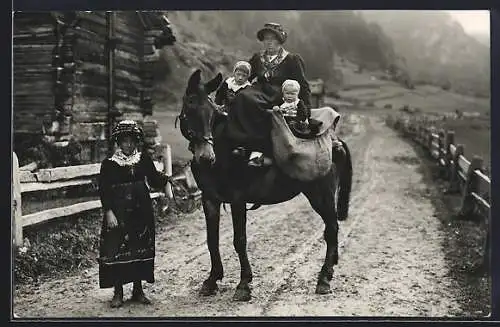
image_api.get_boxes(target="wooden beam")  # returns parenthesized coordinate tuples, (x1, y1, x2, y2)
(471, 192, 491, 211)
(19, 171, 38, 183)
(457, 155, 471, 175)
(19, 161, 38, 172)
(21, 160, 165, 185)
(21, 179, 94, 193)
(22, 192, 164, 227)
(163, 144, 173, 199)
(458, 170, 467, 182)
(22, 200, 102, 227)
(12, 152, 23, 247)
(35, 163, 101, 182)
(449, 144, 457, 157)
(459, 156, 483, 217)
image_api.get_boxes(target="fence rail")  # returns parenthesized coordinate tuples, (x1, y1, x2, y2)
(11, 144, 182, 247)
(386, 115, 491, 271)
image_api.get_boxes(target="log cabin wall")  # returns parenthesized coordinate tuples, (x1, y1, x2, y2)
(13, 13, 58, 156)
(13, 11, 175, 166)
(72, 11, 147, 162)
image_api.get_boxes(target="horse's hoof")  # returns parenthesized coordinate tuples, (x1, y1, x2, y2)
(233, 287, 251, 302)
(315, 283, 332, 295)
(199, 281, 218, 296)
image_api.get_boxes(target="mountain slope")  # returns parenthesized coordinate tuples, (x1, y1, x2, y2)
(151, 10, 412, 106)
(360, 10, 490, 97)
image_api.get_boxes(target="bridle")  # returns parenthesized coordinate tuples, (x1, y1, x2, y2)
(175, 93, 220, 153)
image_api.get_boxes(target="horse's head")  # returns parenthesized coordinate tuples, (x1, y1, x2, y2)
(179, 69, 223, 166)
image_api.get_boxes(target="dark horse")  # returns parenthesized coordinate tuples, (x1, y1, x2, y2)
(177, 69, 353, 301)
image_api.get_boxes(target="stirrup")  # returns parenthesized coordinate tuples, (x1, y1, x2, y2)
(232, 146, 246, 157)
(248, 154, 272, 167)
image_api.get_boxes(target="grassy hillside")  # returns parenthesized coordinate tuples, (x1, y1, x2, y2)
(151, 10, 414, 109)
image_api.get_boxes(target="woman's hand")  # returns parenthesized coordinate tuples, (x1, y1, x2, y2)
(106, 210, 119, 229)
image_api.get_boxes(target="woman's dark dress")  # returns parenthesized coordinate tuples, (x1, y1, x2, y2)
(98, 152, 168, 288)
(226, 51, 312, 156)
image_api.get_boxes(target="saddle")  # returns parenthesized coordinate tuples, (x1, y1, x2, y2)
(270, 107, 341, 181)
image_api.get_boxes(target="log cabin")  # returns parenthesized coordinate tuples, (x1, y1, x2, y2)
(13, 11, 176, 167)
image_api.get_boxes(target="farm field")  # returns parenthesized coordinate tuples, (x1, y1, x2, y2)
(325, 66, 491, 171)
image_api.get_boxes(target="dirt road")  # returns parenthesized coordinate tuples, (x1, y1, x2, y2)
(13, 113, 470, 318)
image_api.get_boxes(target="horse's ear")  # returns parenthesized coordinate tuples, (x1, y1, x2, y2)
(186, 69, 202, 94)
(204, 72, 223, 94)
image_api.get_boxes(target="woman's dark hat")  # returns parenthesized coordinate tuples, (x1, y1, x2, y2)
(111, 120, 144, 141)
(257, 22, 287, 44)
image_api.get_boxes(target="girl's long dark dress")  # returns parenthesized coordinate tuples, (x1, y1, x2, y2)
(226, 51, 312, 156)
(98, 152, 168, 288)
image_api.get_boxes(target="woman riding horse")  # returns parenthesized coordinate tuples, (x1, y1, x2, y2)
(227, 22, 312, 167)
(177, 22, 353, 302)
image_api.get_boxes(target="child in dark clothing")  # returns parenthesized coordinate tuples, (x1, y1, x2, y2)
(215, 61, 252, 111)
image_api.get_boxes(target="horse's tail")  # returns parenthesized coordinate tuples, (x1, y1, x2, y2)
(336, 138, 352, 221)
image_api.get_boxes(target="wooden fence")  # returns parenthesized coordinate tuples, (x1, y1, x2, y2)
(11, 144, 198, 247)
(386, 115, 491, 270)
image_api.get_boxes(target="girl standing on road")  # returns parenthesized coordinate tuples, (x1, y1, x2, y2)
(98, 120, 170, 308)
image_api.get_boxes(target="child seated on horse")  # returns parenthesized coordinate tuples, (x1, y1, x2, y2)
(215, 61, 252, 111)
(247, 79, 322, 167)
(273, 79, 323, 136)
(272, 79, 345, 158)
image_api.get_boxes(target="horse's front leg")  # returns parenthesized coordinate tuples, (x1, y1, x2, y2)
(303, 173, 339, 295)
(199, 196, 223, 296)
(231, 202, 253, 301)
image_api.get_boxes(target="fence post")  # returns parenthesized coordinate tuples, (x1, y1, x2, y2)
(444, 130, 455, 179)
(458, 155, 483, 218)
(427, 127, 434, 155)
(162, 144, 173, 199)
(12, 152, 23, 248)
(447, 144, 464, 194)
(421, 125, 426, 147)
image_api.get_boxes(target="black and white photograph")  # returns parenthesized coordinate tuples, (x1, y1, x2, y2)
(11, 10, 491, 318)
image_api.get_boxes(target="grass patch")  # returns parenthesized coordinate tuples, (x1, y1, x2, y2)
(401, 136, 491, 317)
(14, 197, 178, 287)
(427, 117, 490, 171)
(391, 155, 420, 166)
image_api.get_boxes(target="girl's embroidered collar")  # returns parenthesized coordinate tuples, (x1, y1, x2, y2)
(226, 77, 251, 92)
(109, 149, 142, 166)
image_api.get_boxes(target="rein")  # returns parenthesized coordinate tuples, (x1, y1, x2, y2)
(174, 90, 261, 211)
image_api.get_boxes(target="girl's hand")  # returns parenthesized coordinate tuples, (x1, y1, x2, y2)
(106, 210, 119, 229)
